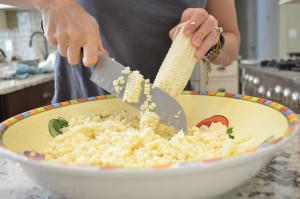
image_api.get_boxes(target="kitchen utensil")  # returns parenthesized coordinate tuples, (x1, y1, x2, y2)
(0, 92, 299, 199)
(90, 52, 187, 132)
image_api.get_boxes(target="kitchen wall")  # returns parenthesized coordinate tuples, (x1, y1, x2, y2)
(279, 3, 300, 58)
(256, 0, 280, 60)
(0, 9, 54, 62)
(237, 0, 300, 60)
(236, 0, 280, 60)
(235, 0, 257, 59)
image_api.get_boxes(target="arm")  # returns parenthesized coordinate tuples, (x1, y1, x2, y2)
(0, 0, 107, 66)
(206, 0, 240, 65)
(169, 0, 240, 66)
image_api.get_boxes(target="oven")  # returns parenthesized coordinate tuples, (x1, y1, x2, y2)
(240, 59, 300, 113)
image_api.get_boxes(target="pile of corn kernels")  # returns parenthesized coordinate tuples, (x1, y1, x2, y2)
(43, 110, 252, 168)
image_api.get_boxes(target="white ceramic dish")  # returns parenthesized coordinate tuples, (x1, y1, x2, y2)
(0, 92, 299, 199)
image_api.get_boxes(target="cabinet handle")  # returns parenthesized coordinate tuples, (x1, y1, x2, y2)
(42, 92, 52, 99)
(217, 66, 226, 71)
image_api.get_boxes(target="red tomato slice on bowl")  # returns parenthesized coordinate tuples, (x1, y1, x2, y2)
(196, 115, 229, 128)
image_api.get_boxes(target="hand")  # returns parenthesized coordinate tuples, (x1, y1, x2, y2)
(40, 0, 108, 66)
(169, 8, 220, 61)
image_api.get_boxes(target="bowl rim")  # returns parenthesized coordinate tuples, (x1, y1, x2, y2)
(0, 91, 299, 172)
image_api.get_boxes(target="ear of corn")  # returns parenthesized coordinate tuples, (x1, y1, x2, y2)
(153, 22, 197, 97)
(113, 21, 198, 131)
(123, 71, 144, 104)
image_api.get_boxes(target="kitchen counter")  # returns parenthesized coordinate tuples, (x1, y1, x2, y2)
(0, 117, 299, 199)
(0, 73, 54, 95)
(0, 73, 55, 122)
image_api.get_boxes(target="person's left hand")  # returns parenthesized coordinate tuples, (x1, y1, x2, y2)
(169, 8, 220, 61)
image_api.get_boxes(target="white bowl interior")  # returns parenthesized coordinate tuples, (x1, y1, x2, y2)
(2, 95, 289, 154)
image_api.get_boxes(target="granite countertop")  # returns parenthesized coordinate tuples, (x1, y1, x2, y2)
(0, 73, 54, 95)
(0, 118, 299, 199)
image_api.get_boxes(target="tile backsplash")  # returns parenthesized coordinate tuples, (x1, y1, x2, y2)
(0, 10, 55, 62)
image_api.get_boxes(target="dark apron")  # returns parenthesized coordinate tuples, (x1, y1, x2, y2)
(53, 0, 207, 103)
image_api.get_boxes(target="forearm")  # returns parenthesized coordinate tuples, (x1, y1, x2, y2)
(206, 0, 240, 66)
(212, 32, 240, 66)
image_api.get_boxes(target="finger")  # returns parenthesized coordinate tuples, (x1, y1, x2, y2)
(57, 43, 68, 57)
(43, 16, 57, 47)
(195, 30, 219, 60)
(181, 8, 197, 22)
(169, 24, 181, 41)
(192, 15, 218, 48)
(56, 32, 69, 57)
(97, 39, 109, 56)
(67, 44, 82, 65)
(168, 8, 195, 41)
(45, 31, 57, 47)
(82, 34, 108, 66)
(82, 42, 98, 67)
(181, 8, 209, 37)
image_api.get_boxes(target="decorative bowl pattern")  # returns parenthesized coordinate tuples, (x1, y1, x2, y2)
(0, 92, 298, 199)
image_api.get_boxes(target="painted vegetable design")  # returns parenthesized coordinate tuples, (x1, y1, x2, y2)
(48, 117, 68, 137)
(196, 115, 229, 128)
(196, 115, 234, 139)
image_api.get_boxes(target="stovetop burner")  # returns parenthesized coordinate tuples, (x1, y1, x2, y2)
(260, 58, 300, 71)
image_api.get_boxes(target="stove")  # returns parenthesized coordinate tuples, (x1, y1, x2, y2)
(240, 59, 300, 113)
(261, 58, 300, 71)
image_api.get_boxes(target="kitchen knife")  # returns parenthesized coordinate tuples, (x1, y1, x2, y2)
(90, 52, 187, 132)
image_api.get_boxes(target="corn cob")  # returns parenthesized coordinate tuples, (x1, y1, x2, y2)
(153, 22, 197, 97)
(123, 71, 144, 103)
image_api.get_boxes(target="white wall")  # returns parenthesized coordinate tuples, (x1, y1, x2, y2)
(256, 0, 280, 59)
(236, 0, 257, 59)
(279, 3, 300, 58)
(236, 0, 280, 60)
(0, 10, 54, 61)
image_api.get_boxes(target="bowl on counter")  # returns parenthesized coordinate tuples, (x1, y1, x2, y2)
(0, 92, 299, 199)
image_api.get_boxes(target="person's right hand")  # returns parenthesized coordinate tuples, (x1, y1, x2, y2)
(39, 0, 108, 66)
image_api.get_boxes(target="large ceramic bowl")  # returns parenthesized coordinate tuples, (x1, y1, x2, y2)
(0, 92, 299, 199)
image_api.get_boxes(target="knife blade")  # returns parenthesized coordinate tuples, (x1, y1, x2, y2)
(90, 52, 187, 132)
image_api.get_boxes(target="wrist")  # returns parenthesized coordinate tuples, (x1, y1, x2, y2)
(34, 0, 76, 12)
(203, 33, 225, 63)
(32, 0, 51, 11)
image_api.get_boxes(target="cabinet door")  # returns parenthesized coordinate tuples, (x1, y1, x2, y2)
(5, 80, 54, 118)
(206, 77, 239, 93)
(198, 60, 239, 92)
(208, 61, 238, 77)
(0, 96, 6, 121)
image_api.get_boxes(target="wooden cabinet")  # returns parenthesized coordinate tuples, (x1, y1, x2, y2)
(0, 80, 54, 122)
(199, 60, 239, 93)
